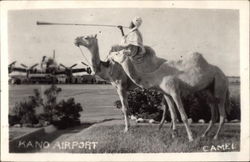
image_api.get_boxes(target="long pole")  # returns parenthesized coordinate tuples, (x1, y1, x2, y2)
(37, 21, 129, 28)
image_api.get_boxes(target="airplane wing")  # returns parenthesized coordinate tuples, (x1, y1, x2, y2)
(10, 67, 27, 73)
(54, 68, 91, 75)
(71, 68, 88, 73)
(54, 70, 66, 75)
(29, 69, 43, 74)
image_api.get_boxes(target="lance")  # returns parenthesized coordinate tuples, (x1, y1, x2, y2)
(36, 21, 129, 28)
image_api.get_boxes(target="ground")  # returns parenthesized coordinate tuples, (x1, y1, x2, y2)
(13, 120, 240, 153)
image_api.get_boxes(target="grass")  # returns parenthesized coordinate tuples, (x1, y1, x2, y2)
(39, 121, 240, 153)
(9, 127, 40, 140)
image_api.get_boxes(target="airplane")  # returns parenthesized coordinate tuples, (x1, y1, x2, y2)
(8, 50, 92, 84)
(8, 61, 27, 74)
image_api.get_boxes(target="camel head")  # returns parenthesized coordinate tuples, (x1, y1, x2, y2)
(75, 34, 98, 49)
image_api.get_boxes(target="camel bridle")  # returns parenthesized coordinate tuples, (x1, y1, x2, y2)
(77, 46, 92, 67)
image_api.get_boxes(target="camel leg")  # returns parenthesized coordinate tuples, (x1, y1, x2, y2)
(201, 103, 217, 137)
(158, 102, 166, 130)
(164, 95, 177, 138)
(171, 93, 193, 142)
(158, 96, 177, 134)
(160, 77, 193, 141)
(117, 88, 130, 132)
(213, 101, 226, 140)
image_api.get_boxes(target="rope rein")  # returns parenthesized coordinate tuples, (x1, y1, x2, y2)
(78, 46, 92, 66)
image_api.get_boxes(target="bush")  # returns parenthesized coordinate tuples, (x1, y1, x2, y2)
(11, 89, 42, 125)
(114, 88, 240, 122)
(183, 91, 212, 123)
(11, 99, 38, 125)
(42, 85, 83, 129)
(10, 84, 84, 129)
(43, 84, 62, 122)
(114, 88, 163, 121)
(51, 98, 83, 129)
(9, 115, 20, 126)
(227, 96, 241, 120)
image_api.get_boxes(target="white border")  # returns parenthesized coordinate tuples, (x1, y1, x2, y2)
(1, 1, 249, 161)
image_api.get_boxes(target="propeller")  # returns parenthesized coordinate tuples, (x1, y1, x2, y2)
(20, 63, 38, 70)
(70, 64, 77, 68)
(81, 62, 91, 74)
(59, 63, 78, 69)
(42, 56, 47, 62)
(9, 61, 17, 67)
(30, 63, 39, 69)
(8, 61, 17, 73)
(59, 62, 91, 75)
(81, 62, 88, 67)
(59, 63, 67, 69)
(21, 64, 28, 68)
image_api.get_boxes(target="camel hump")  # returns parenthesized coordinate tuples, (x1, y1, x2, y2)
(191, 52, 208, 64)
(184, 52, 209, 68)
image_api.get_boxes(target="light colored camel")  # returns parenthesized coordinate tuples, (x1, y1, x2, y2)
(75, 35, 230, 141)
(107, 39, 230, 141)
(74, 35, 168, 132)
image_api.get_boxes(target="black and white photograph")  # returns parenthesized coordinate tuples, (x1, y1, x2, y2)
(1, 1, 249, 161)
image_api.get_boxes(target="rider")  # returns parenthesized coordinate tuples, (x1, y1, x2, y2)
(110, 16, 146, 58)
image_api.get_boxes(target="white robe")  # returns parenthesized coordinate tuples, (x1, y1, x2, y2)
(120, 28, 145, 54)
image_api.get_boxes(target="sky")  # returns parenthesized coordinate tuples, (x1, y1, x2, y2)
(8, 8, 239, 76)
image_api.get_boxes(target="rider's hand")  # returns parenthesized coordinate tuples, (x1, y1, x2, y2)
(117, 25, 123, 30)
(117, 25, 124, 36)
(74, 38, 80, 47)
(74, 42, 79, 47)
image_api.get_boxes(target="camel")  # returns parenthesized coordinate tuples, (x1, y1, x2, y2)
(75, 35, 230, 141)
(74, 34, 169, 133)
(106, 39, 231, 141)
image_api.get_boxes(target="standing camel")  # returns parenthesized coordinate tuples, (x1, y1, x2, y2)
(109, 42, 231, 141)
(74, 35, 169, 132)
(75, 35, 230, 142)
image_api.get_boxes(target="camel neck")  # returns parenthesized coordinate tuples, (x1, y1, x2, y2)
(89, 45, 101, 73)
(87, 45, 111, 81)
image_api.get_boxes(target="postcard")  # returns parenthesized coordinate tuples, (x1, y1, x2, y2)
(1, 1, 249, 161)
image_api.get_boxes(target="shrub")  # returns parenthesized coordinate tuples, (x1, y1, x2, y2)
(227, 96, 241, 120)
(10, 89, 42, 125)
(43, 84, 62, 122)
(51, 98, 83, 129)
(183, 91, 212, 123)
(114, 88, 240, 122)
(42, 85, 83, 129)
(11, 99, 37, 125)
(114, 88, 163, 121)
(10, 84, 84, 129)
(9, 115, 20, 126)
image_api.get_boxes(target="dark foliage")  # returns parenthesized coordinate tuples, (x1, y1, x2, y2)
(9, 115, 21, 126)
(114, 88, 240, 122)
(43, 84, 62, 122)
(10, 84, 83, 129)
(227, 96, 241, 120)
(127, 88, 163, 120)
(10, 89, 42, 125)
(51, 98, 83, 129)
(42, 85, 83, 129)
